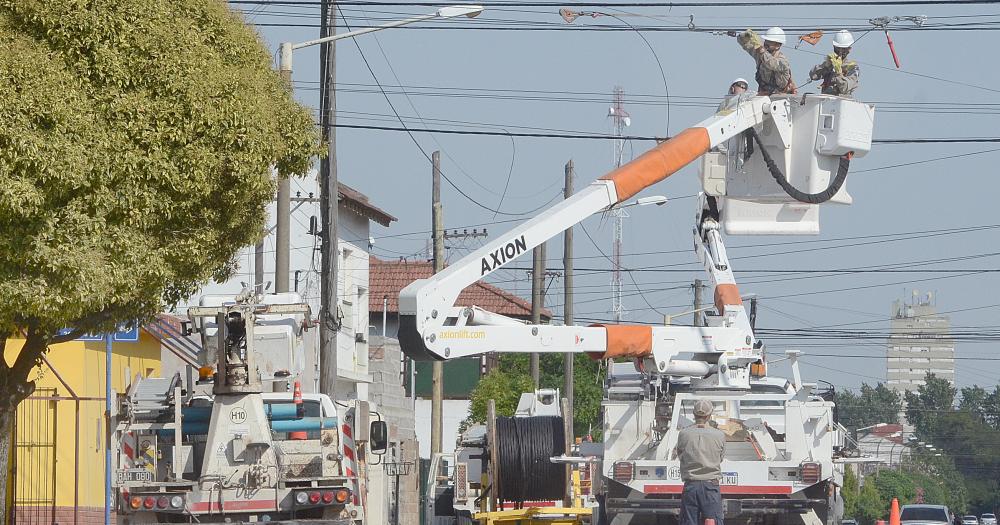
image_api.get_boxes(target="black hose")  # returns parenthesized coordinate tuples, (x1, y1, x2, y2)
(495, 416, 566, 504)
(747, 127, 852, 204)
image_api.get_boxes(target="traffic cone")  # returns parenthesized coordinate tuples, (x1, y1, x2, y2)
(290, 381, 307, 440)
(889, 498, 901, 525)
(705, 520, 716, 525)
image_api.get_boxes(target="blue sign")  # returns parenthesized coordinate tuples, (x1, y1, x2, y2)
(57, 324, 140, 343)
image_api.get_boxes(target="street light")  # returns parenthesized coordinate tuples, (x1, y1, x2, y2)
(274, 5, 484, 396)
(279, 5, 484, 65)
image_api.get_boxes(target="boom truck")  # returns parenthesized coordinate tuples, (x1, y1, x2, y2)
(111, 291, 388, 525)
(399, 93, 875, 525)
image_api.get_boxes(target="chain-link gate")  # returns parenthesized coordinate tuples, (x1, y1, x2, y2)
(13, 388, 58, 524)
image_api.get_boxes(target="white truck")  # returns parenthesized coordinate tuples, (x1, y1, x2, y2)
(112, 292, 387, 524)
(398, 93, 874, 524)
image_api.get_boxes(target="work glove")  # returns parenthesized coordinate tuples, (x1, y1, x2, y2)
(828, 53, 844, 75)
(738, 29, 762, 49)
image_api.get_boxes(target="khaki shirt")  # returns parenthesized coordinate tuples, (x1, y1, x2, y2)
(737, 31, 795, 95)
(809, 54, 860, 97)
(675, 424, 726, 482)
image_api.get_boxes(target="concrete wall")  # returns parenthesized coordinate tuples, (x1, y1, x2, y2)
(368, 336, 419, 525)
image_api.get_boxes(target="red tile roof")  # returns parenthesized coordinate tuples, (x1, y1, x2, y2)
(369, 258, 552, 320)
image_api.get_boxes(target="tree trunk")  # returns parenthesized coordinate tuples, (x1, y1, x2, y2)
(0, 408, 14, 525)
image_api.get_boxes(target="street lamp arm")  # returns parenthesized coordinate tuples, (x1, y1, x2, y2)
(291, 13, 438, 51)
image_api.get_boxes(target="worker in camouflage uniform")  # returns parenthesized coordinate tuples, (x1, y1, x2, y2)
(737, 27, 796, 95)
(809, 30, 860, 97)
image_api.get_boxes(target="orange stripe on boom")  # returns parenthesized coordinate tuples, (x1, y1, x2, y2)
(714, 283, 742, 314)
(600, 128, 711, 203)
(589, 324, 653, 359)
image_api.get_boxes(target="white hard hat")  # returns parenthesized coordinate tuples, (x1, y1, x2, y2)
(763, 27, 786, 45)
(731, 77, 749, 86)
(832, 29, 855, 48)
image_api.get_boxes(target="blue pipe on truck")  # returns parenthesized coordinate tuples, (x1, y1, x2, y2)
(181, 404, 301, 422)
(163, 417, 338, 437)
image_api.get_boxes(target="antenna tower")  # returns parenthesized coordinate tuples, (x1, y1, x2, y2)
(609, 86, 630, 322)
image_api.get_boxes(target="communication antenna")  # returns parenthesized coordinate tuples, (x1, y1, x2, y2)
(609, 86, 631, 322)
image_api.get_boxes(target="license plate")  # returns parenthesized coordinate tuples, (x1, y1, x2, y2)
(117, 469, 154, 483)
(721, 472, 738, 485)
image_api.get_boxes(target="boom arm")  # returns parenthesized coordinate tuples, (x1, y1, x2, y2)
(399, 97, 782, 388)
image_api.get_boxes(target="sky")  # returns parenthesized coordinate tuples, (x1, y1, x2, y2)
(225, 0, 1000, 394)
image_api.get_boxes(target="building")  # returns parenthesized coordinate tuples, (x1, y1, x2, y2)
(180, 178, 396, 402)
(886, 291, 955, 393)
(368, 257, 551, 458)
(8, 327, 163, 525)
(855, 424, 911, 475)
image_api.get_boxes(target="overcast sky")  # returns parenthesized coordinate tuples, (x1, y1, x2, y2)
(230, 0, 1000, 393)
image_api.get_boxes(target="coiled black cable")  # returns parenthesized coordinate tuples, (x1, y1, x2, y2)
(494, 416, 566, 504)
(747, 127, 852, 204)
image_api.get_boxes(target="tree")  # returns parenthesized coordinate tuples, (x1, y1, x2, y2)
(464, 353, 606, 439)
(904, 373, 957, 438)
(0, 0, 320, 513)
(836, 382, 902, 432)
(465, 368, 537, 426)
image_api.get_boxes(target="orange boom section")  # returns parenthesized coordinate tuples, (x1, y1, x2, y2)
(600, 127, 711, 203)
(714, 283, 742, 314)
(589, 324, 653, 359)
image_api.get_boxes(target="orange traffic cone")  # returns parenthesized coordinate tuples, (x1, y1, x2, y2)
(889, 498, 901, 525)
(290, 381, 307, 440)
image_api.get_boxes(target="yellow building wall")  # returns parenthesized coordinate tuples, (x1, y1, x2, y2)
(6, 329, 162, 509)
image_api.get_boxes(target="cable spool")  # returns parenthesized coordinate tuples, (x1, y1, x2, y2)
(494, 415, 566, 504)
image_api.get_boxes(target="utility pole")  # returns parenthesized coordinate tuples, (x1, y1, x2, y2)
(693, 279, 704, 327)
(318, 0, 339, 396)
(431, 151, 444, 456)
(609, 86, 630, 323)
(275, 63, 294, 294)
(530, 243, 546, 387)
(254, 241, 265, 291)
(563, 160, 574, 435)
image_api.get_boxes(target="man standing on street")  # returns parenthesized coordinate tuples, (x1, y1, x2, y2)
(675, 399, 726, 525)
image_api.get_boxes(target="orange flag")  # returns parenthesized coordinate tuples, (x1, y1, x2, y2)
(797, 30, 824, 48)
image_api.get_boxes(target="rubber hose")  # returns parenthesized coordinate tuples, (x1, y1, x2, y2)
(494, 416, 566, 504)
(747, 127, 851, 204)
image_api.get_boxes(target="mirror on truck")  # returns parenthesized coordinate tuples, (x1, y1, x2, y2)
(370, 421, 388, 454)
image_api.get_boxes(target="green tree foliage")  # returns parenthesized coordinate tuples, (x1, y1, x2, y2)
(0, 0, 320, 512)
(904, 373, 957, 438)
(836, 383, 902, 432)
(464, 353, 605, 439)
(466, 368, 536, 426)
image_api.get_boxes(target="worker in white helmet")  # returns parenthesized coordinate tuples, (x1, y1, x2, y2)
(809, 29, 860, 97)
(728, 78, 749, 96)
(737, 27, 796, 95)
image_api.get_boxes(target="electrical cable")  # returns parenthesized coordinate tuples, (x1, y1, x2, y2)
(336, 8, 557, 218)
(494, 416, 567, 503)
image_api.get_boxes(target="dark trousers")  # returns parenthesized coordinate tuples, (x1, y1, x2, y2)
(680, 480, 724, 525)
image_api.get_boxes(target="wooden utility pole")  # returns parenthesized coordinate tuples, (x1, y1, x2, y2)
(530, 242, 546, 387)
(318, 0, 339, 396)
(431, 151, 444, 455)
(562, 160, 574, 434)
(693, 278, 704, 327)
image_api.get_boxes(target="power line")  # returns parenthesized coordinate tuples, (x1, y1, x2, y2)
(327, 123, 1000, 144)
(233, 1, 1000, 7)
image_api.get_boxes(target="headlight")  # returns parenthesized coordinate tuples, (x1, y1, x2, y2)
(170, 496, 184, 509)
